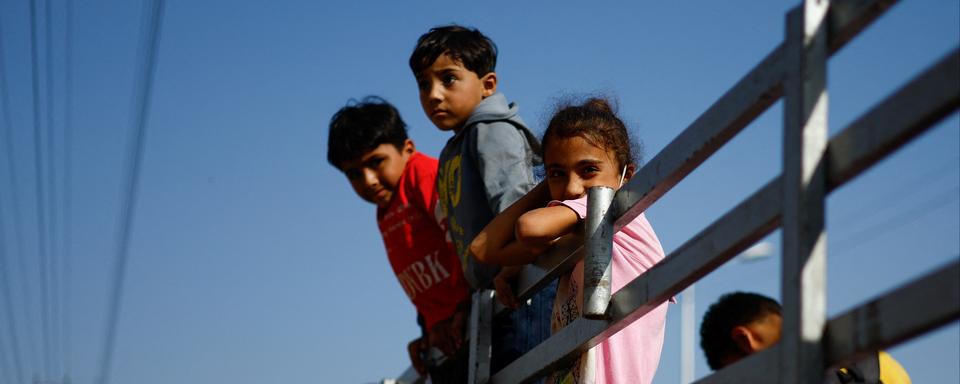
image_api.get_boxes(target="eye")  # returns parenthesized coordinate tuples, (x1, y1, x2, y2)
(547, 169, 565, 179)
(417, 79, 429, 92)
(441, 74, 457, 86)
(345, 169, 362, 180)
(368, 157, 385, 168)
(583, 165, 600, 175)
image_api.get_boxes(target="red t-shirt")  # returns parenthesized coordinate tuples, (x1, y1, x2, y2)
(378, 152, 470, 329)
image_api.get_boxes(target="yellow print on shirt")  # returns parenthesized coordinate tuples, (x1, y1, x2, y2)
(438, 154, 467, 267)
(444, 155, 462, 207)
(438, 154, 464, 234)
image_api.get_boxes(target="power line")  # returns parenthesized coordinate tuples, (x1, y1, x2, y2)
(834, 156, 959, 229)
(43, 0, 63, 379)
(0, 4, 40, 381)
(61, 0, 75, 381)
(0, 317, 14, 384)
(29, 0, 53, 379)
(95, 1, 165, 383)
(833, 185, 960, 254)
(0, 205, 26, 384)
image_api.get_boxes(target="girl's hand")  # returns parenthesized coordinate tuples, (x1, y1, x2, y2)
(493, 266, 522, 309)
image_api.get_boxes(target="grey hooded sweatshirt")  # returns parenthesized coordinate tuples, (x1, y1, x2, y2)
(436, 92, 541, 289)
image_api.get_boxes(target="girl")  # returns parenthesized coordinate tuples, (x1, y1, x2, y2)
(469, 97, 668, 384)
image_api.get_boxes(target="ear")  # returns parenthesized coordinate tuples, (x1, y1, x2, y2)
(730, 326, 759, 354)
(621, 164, 637, 183)
(402, 139, 416, 155)
(480, 72, 498, 97)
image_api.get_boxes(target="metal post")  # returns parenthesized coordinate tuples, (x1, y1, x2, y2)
(468, 289, 493, 384)
(583, 186, 616, 319)
(781, 1, 830, 383)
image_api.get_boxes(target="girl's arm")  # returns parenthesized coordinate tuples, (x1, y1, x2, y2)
(469, 182, 582, 266)
(470, 182, 552, 266)
(515, 204, 581, 251)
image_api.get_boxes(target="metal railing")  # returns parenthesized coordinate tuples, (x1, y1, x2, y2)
(387, 0, 959, 382)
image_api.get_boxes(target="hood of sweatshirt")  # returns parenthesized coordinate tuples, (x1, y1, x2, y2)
(462, 92, 519, 128)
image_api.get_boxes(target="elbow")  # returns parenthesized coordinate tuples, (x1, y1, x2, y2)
(515, 213, 552, 249)
(468, 234, 492, 265)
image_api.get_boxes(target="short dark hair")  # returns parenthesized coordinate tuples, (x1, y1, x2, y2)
(409, 25, 497, 77)
(327, 96, 408, 170)
(700, 292, 782, 371)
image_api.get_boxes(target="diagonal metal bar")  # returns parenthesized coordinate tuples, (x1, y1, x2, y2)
(493, 235, 584, 316)
(694, 345, 783, 384)
(491, 45, 960, 384)
(495, 0, 916, 320)
(824, 260, 960, 368)
(608, 0, 900, 233)
(827, 49, 960, 189)
(700, 260, 959, 383)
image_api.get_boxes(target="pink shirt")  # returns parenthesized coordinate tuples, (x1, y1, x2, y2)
(548, 196, 668, 384)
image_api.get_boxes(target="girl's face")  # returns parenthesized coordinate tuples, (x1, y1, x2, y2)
(544, 135, 631, 201)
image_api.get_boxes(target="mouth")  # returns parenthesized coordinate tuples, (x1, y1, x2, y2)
(372, 189, 389, 201)
(431, 109, 448, 118)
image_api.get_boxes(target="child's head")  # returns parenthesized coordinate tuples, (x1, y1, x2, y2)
(327, 96, 415, 207)
(409, 25, 498, 132)
(541, 97, 639, 201)
(700, 292, 783, 371)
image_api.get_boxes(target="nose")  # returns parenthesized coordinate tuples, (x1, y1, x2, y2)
(362, 168, 379, 188)
(426, 81, 443, 104)
(563, 178, 585, 200)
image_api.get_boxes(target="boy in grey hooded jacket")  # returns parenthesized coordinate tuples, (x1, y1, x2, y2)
(411, 25, 555, 374)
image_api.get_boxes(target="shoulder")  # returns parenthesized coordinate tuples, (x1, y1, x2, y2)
(621, 213, 660, 245)
(878, 351, 911, 384)
(406, 151, 438, 171)
(471, 120, 534, 154)
(401, 152, 439, 190)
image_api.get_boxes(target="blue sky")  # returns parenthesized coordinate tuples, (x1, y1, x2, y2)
(0, 1, 957, 383)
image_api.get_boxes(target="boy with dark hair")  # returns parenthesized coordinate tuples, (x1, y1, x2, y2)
(410, 24, 555, 373)
(328, 96, 471, 382)
(700, 291, 911, 383)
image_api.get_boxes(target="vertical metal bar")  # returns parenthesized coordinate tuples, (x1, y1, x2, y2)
(468, 289, 493, 384)
(781, 1, 830, 383)
(583, 186, 616, 319)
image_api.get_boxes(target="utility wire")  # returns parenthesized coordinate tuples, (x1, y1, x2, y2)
(834, 156, 959, 230)
(29, 0, 53, 379)
(43, 0, 63, 379)
(0, 318, 14, 384)
(833, 185, 960, 254)
(0, 205, 26, 384)
(94, 1, 165, 383)
(0, 5, 40, 382)
(61, 0, 75, 381)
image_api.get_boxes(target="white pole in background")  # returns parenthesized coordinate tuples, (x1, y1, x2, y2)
(680, 284, 695, 384)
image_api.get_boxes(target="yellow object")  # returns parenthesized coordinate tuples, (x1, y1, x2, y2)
(878, 351, 911, 384)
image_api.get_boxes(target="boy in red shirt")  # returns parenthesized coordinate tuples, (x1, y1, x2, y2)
(327, 96, 471, 382)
